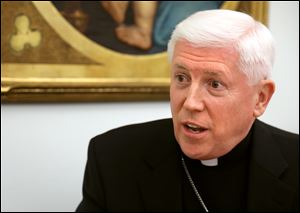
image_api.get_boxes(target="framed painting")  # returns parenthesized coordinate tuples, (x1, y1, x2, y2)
(1, 1, 268, 102)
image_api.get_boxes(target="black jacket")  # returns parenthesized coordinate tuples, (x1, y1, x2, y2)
(76, 119, 299, 212)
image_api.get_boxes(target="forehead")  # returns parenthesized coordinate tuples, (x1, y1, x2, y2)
(172, 40, 239, 69)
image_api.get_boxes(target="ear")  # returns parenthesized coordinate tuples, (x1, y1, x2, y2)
(253, 80, 275, 117)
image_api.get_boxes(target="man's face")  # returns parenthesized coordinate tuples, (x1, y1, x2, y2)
(170, 41, 259, 160)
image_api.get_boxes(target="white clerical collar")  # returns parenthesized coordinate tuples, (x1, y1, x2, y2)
(200, 158, 218, 166)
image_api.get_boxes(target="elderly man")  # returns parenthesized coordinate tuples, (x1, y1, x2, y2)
(76, 10, 299, 212)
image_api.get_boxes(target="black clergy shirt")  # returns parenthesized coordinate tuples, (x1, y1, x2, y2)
(182, 128, 252, 211)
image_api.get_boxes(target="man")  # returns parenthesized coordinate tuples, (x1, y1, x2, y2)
(76, 10, 299, 212)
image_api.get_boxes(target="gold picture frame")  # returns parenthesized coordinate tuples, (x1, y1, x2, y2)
(1, 1, 268, 102)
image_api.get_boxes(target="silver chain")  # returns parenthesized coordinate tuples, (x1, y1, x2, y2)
(181, 156, 209, 212)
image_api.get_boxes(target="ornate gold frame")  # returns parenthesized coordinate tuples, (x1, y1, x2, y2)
(1, 1, 268, 102)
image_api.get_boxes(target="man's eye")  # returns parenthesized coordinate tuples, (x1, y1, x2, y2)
(176, 75, 185, 82)
(175, 74, 189, 83)
(210, 80, 223, 89)
(207, 79, 227, 96)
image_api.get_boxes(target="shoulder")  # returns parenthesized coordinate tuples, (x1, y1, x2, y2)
(92, 118, 173, 144)
(253, 119, 299, 164)
(88, 118, 174, 160)
(254, 119, 299, 146)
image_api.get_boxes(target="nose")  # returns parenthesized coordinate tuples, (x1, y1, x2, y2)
(183, 85, 205, 112)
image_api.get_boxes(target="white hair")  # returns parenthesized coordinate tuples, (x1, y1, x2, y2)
(167, 9, 275, 85)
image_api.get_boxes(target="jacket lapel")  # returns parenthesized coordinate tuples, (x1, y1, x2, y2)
(247, 120, 296, 211)
(137, 133, 183, 211)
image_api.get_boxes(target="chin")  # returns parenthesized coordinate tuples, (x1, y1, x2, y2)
(179, 142, 208, 160)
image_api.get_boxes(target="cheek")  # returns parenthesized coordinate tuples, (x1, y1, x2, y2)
(213, 95, 255, 130)
(170, 86, 183, 113)
(210, 91, 249, 115)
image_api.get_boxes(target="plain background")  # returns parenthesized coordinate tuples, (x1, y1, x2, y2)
(1, 2, 299, 212)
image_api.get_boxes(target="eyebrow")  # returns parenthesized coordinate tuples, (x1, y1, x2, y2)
(174, 63, 226, 78)
(174, 64, 188, 71)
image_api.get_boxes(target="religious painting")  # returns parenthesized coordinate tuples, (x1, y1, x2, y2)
(1, 1, 268, 102)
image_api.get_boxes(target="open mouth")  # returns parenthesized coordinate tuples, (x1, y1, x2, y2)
(184, 123, 208, 133)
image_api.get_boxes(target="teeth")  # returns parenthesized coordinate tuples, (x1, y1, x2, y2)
(186, 123, 202, 132)
(187, 124, 200, 129)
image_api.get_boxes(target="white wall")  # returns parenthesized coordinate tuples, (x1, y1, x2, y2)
(260, 1, 299, 133)
(1, 2, 299, 212)
(1, 102, 171, 212)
